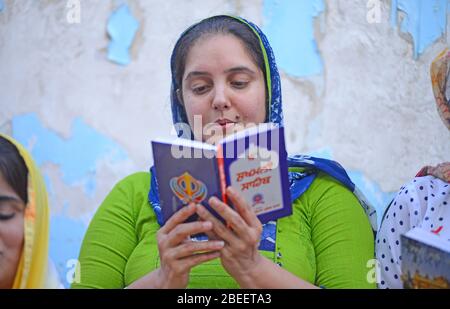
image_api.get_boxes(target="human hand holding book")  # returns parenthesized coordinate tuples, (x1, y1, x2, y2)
(193, 185, 317, 289)
(151, 123, 292, 227)
(126, 202, 223, 289)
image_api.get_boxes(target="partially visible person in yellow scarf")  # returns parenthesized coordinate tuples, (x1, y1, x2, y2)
(0, 134, 60, 288)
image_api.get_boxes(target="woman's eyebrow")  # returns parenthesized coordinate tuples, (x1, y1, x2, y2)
(224, 66, 256, 75)
(184, 71, 211, 81)
(184, 66, 256, 81)
(0, 195, 21, 203)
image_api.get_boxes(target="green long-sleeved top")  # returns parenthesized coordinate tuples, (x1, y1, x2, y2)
(72, 169, 375, 288)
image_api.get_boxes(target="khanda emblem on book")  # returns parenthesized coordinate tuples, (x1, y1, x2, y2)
(170, 172, 208, 204)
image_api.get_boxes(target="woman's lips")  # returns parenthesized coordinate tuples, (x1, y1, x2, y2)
(218, 122, 234, 127)
(212, 121, 236, 136)
(215, 118, 235, 126)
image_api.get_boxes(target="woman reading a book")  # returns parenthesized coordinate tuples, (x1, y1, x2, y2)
(72, 15, 376, 289)
(0, 134, 60, 288)
(376, 49, 450, 289)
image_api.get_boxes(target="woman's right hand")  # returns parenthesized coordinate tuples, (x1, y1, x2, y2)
(154, 202, 224, 288)
(128, 203, 223, 289)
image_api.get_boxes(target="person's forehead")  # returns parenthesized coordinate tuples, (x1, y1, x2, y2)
(0, 171, 21, 200)
(185, 34, 256, 68)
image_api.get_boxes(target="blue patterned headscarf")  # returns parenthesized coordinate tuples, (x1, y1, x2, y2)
(149, 16, 377, 250)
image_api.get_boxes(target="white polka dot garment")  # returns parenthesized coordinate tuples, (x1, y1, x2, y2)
(375, 175, 450, 289)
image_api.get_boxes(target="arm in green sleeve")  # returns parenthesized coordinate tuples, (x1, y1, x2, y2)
(309, 174, 376, 288)
(71, 174, 140, 289)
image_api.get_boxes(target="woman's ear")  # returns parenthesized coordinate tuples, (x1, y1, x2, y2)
(176, 89, 184, 106)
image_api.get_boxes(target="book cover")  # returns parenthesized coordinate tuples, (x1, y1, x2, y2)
(151, 123, 292, 225)
(401, 227, 450, 289)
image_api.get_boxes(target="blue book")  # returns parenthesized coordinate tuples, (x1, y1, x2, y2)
(401, 227, 450, 289)
(151, 123, 292, 225)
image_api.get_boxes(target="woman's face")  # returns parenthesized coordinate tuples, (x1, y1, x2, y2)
(181, 34, 266, 144)
(0, 172, 25, 289)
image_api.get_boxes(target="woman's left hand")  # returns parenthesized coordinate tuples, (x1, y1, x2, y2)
(196, 186, 263, 286)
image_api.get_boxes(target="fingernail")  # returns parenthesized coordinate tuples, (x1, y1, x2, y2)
(196, 204, 204, 213)
(203, 221, 212, 229)
(215, 241, 225, 247)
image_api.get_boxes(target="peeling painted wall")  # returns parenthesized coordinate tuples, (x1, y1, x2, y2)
(1, 0, 449, 287)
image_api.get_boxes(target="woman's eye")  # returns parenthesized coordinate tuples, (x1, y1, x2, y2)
(231, 81, 249, 89)
(0, 213, 15, 221)
(192, 85, 210, 94)
(0, 202, 21, 221)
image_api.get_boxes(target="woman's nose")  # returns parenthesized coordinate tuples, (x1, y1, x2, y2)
(211, 86, 231, 110)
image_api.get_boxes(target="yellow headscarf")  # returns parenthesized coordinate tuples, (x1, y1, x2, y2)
(0, 133, 55, 288)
